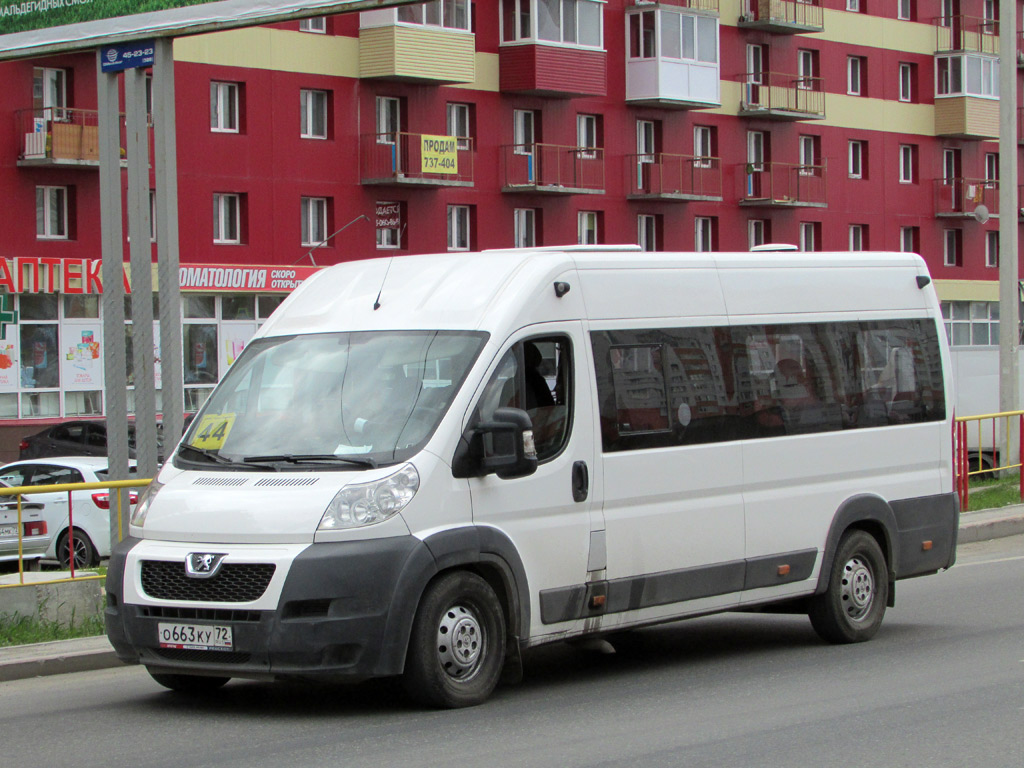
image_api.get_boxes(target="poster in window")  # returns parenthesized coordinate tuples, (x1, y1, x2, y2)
(61, 322, 103, 391)
(220, 323, 257, 376)
(0, 325, 19, 392)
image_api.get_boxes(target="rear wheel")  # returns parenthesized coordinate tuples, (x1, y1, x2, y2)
(809, 530, 888, 644)
(402, 571, 506, 708)
(148, 670, 230, 693)
(56, 528, 97, 569)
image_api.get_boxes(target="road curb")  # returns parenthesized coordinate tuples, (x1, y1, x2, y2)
(3, 508, 1023, 684)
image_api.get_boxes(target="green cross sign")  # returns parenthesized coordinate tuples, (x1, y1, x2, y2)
(0, 294, 17, 339)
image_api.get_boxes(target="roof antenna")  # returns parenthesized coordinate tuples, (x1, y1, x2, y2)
(374, 257, 395, 311)
(294, 214, 369, 266)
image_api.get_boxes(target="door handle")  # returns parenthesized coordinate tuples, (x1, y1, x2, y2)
(572, 461, 589, 503)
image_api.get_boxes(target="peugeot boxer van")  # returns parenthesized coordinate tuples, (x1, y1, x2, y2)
(106, 247, 957, 707)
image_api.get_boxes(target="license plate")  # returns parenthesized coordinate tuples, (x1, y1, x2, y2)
(158, 622, 233, 651)
(0, 524, 17, 537)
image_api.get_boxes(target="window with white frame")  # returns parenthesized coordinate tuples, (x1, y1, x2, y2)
(898, 0, 912, 20)
(376, 201, 402, 249)
(399, 0, 471, 30)
(376, 96, 401, 144)
(36, 186, 68, 240)
(799, 135, 818, 175)
(301, 197, 327, 247)
(848, 140, 864, 179)
(300, 89, 328, 139)
(847, 56, 863, 96)
(983, 0, 996, 33)
(936, 54, 999, 97)
(503, 0, 603, 47)
(299, 16, 326, 33)
(638, 214, 658, 252)
(33, 67, 67, 118)
(514, 109, 536, 155)
(694, 125, 713, 167)
(845, 0, 860, 12)
(943, 229, 961, 266)
(695, 216, 714, 252)
(940, 0, 953, 26)
(748, 219, 767, 249)
(213, 193, 241, 244)
(210, 82, 239, 132)
(447, 102, 472, 151)
(849, 224, 865, 251)
(899, 63, 913, 102)
(799, 222, 818, 252)
(899, 144, 915, 183)
(986, 230, 999, 268)
(900, 226, 919, 253)
(797, 49, 816, 90)
(577, 114, 600, 159)
(985, 152, 998, 184)
(651, 8, 718, 63)
(578, 211, 600, 245)
(514, 208, 537, 247)
(942, 301, 999, 346)
(447, 205, 470, 251)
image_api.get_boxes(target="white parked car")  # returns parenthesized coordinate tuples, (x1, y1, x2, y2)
(0, 457, 138, 569)
(0, 479, 49, 569)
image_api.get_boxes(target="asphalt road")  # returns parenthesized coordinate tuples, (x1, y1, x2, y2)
(2, 535, 1022, 768)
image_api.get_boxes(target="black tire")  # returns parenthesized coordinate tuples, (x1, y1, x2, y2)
(148, 670, 230, 693)
(402, 571, 506, 708)
(809, 530, 888, 644)
(57, 528, 97, 570)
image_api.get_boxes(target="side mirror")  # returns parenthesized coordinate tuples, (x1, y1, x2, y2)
(452, 407, 538, 480)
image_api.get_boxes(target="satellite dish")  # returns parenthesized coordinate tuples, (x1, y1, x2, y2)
(973, 204, 990, 224)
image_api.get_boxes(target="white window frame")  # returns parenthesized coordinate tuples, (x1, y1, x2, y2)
(799, 222, 817, 252)
(898, 0, 911, 20)
(213, 193, 241, 244)
(748, 219, 766, 249)
(514, 109, 536, 155)
(846, 0, 859, 11)
(986, 230, 999, 268)
(849, 224, 865, 251)
(983, 0, 996, 32)
(847, 56, 862, 96)
(299, 16, 326, 33)
(33, 67, 67, 118)
(985, 152, 998, 184)
(694, 125, 712, 168)
(578, 211, 599, 245)
(900, 226, 918, 253)
(797, 49, 815, 90)
(899, 63, 912, 102)
(695, 216, 714, 252)
(376, 201, 401, 250)
(848, 140, 863, 179)
(638, 214, 657, 252)
(577, 114, 599, 159)
(301, 196, 328, 247)
(899, 144, 914, 183)
(210, 81, 239, 133)
(503, 0, 604, 48)
(36, 186, 68, 240)
(376, 96, 400, 144)
(447, 102, 472, 151)
(943, 229, 960, 266)
(447, 204, 470, 251)
(514, 208, 536, 248)
(398, 0, 472, 31)
(300, 89, 328, 140)
(799, 135, 817, 176)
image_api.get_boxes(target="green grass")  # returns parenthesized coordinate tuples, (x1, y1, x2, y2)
(966, 473, 1024, 512)
(0, 611, 104, 647)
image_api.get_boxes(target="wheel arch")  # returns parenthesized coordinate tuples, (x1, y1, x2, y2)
(815, 494, 899, 596)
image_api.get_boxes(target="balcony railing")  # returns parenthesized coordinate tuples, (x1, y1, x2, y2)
(360, 132, 474, 187)
(626, 154, 722, 201)
(934, 178, 999, 218)
(501, 143, 605, 194)
(934, 15, 999, 54)
(739, 161, 827, 208)
(16, 107, 125, 167)
(739, 72, 825, 120)
(738, 0, 823, 33)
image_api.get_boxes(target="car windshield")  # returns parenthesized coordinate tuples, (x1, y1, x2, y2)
(177, 330, 487, 469)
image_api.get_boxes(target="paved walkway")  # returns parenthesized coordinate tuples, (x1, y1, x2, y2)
(2, 505, 1023, 684)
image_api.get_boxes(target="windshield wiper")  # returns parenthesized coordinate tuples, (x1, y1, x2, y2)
(179, 443, 239, 465)
(241, 454, 378, 469)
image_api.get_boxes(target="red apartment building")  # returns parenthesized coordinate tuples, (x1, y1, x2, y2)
(0, 0, 1019, 450)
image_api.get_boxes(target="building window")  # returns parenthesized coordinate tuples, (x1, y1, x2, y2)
(943, 229, 962, 266)
(376, 96, 401, 144)
(899, 144, 915, 183)
(213, 193, 241, 244)
(748, 219, 767, 249)
(300, 89, 328, 140)
(578, 211, 600, 245)
(899, 63, 914, 102)
(503, 0, 603, 48)
(797, 49, 818, 90)
(847, 56, 863, 96)
(985, 152, 998, 184)
(447, 102, 472, 151)
(514, 208, 537, 247)
(299, 16, 326, 33)
(695, 217, 715, 252)
(399, 0, 471, 31)
(986, 230, 999, 268)
(33, 66, 67, 118)
(942, 301, 998, 346)
(577, 114, 600, 159)
(799, 135, 819, 175)
(848, 140, 864, 179)
(898, 0, 913, 20)
(514, 109, 536, 155)
(210, 82, 240, 133)
(301, 197, 328, 247)
(637, 214, 659, 252)
(936, 54, 999, 98)
(845, 0, 860, 12)
(983, 0, 996, 33)
(634, 8, 718, 63)
(900, 226, 919, 253)
(447, 205, 471, 251)
(799, 222, 820, 252)
(36, 186, 68, 240)
(376, 201, 402, 249)
(694, 125, 714, 167)
(849, 224, 866, 251)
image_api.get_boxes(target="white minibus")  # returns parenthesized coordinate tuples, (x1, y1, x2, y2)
(106, 247, 957, 707)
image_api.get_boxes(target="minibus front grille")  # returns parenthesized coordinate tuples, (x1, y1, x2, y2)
(139, 606, 264, 623)
(140, 561, 276, 603)
(153, 648, 253, 665)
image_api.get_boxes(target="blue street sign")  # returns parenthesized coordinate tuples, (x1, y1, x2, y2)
(100, 40, 156, 73)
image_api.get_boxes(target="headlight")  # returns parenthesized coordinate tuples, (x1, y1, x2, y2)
(130, 478, 164, 527)
(318, 464, 419, 530)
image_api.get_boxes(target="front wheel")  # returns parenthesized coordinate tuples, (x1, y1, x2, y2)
(402, 571, 506, 708)
(57, 528, 97, 569)
(809, 530, 888, 644)
(148, 670, 230, 693)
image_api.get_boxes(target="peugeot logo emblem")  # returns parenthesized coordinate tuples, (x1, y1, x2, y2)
(185, 553, 226, 579)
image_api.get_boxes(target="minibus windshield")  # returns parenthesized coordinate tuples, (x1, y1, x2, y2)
(176, 330, 487, 469)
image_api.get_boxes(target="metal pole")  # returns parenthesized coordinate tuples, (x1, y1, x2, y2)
(125, 68, 159, 479)
(999, 0, 1020, 466)
(153, 38, 185, 452)
(97, 52, 130, 551)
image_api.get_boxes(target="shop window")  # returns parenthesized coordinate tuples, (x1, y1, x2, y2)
(20, 324, 59, 389)
(21, 392, 60, 417)
(259, 296, 285, 319)
(64, 295, 99, 319)
(0, 394, 17, 418)
(184, 323, 219, 385)
(19, 294, 58, 321)
(65, 391, 102, 417)
(184, 295, 216, 318)
(223, 296, 256, 321)
(943, 301, 997, 346)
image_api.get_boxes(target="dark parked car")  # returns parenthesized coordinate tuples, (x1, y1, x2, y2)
(18, 419, 189, 461)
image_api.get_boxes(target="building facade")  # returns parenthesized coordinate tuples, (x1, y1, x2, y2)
(0, 0, 1021, 451)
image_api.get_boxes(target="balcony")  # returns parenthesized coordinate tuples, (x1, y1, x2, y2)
(625, 154, 722, 201)
(501, 144, 604, 195)
(934, 178, 999, 219)
(738, 161, 827, 208)
(934, 16, 998, 54)
(935, 95, 998, 139)
(500, 44, 606, 97)
(739, 73, 824, 121)
(16, 108, 123, 168)
(360, 133, 474, 187)
(738, 0, 823, 34)
(359, 18, 475, 83)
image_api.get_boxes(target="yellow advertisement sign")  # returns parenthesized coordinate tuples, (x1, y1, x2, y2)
(420, 135, 458, 175)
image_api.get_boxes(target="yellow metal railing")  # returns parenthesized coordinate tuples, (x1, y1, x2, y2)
(954, 411, 1024, 509)
(0, 479, 150, 589)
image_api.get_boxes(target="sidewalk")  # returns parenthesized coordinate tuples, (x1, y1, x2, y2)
(2, 505, 1023, 684)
